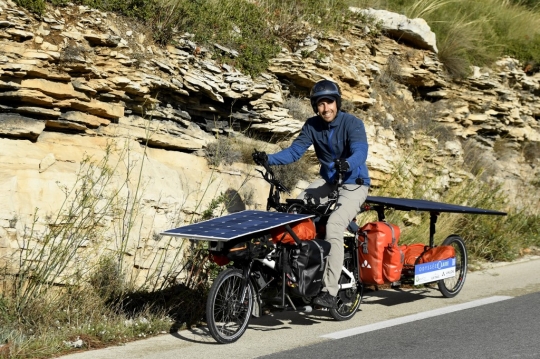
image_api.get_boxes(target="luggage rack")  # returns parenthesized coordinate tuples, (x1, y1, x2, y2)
(364, 196, 507, 248)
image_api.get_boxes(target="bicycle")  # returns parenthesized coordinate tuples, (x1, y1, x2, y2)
(203, 151, 365, 343)
(161, 152, 505, 344)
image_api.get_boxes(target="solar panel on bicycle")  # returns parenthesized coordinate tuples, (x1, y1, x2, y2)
(161, 210, 314, 242)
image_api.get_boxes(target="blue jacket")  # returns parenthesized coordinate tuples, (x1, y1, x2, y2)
(268, 111, 370, 186)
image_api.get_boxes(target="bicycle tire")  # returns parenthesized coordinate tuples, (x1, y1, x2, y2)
(330, 246, 362, 321)
(206, 268, 254, 344)
(438, 234, 468, 298)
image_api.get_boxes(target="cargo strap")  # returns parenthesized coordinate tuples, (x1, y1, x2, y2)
(311, 240, 325, 271)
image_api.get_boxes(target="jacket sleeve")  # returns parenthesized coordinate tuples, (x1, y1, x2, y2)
(267, 123, 313, 165)
(344, 116, 368, 170)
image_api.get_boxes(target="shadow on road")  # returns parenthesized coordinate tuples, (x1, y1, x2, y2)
(362, 286, 443, 307)
(171, 286, 445, 344)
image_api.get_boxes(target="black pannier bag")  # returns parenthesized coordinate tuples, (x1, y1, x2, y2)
(280, 239, 331, 297)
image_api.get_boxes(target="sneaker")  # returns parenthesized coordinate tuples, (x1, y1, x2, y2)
(313, 292, 337, 309)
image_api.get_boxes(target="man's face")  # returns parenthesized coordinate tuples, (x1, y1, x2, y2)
(317, 98, 338, 123)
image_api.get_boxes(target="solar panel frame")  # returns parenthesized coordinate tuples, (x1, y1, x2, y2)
(160, 210, 314, 242)
(366, 196, 507, 215)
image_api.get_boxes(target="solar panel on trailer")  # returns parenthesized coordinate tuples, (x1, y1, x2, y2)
(366, 196, 507, 215)
(161, 210, 314, 241)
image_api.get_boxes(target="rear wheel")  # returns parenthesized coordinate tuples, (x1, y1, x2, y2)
(206, 268, 254, 344)
(438, 235, 468, 298)
(330, 245, 362, 321)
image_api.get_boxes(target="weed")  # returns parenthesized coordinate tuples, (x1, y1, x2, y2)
(60, 42, 89, 64)
(522, 141, 540, 164)
(89, 255, 125, 300)
(461, 139, 498, 178)
(271, 143, 317, 190)
(340, 99, 357, 114)
(531, 174, 540, 188)
(372, 54, 402, 94)
(205, 136, 242, 167)
(283, 97, 313, 121)
(493, 137, 517, 160)
(362, 135, 538, 263)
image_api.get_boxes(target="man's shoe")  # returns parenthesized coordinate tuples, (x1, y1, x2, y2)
(313, 292, 337, 309)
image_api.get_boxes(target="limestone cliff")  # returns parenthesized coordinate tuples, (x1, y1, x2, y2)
(1, 1, 539, 284)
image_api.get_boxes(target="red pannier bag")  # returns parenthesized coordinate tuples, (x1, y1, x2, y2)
(270, 218, 316, 245)
(416, 246, 455, 264)
(383, 231, 404, 283)
(402, 243, 427, 266)
(358, 222, 402, 285)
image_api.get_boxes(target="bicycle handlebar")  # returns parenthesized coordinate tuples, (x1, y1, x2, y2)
(253, 150, 360, 214)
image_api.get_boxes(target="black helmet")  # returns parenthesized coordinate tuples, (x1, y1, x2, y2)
(310, 79, 341, 114)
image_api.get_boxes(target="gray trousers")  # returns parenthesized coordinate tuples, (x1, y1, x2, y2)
(298, 179, 369, 296)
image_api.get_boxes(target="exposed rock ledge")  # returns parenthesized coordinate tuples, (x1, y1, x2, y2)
(0, 0, 539, 285)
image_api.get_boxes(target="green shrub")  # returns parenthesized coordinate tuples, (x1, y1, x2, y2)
(355, 0, 540, 77)
(89, 256, 126, 300)
(365, 141, 538, 263)
(149, 0, 281, 76)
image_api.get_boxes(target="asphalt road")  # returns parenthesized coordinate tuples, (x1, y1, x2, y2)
(59, 256, 540, 359)
(261, 293, 540, 358)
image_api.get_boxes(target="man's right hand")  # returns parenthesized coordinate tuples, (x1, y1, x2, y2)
(333, 158, 350, 173)
(252, 150, 268, 166)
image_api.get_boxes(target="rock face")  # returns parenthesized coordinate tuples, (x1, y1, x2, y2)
(352, 7, 439, 53)
(0, 0, 539, 285)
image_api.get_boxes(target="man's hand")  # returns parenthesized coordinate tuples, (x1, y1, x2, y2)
(334, 158, 350, 173)
(252, 150, 268, 166)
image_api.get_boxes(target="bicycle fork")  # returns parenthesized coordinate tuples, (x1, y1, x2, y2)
(234, 263, 253, 315)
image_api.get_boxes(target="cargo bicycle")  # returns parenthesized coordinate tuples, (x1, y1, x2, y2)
(161, 151, 506, 344)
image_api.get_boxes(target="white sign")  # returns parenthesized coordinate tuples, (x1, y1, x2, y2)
(414, 258, 456, 285)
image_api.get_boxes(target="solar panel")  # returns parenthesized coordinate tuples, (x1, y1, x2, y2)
(366, 196, 507, 215)
(161, 210, 314, 242)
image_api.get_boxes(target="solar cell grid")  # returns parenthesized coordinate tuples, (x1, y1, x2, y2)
(161, 210, 313, 241)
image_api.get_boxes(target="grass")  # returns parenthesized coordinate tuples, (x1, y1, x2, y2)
(385, 0, 540, 77)
(16, 0, 540, 77)
(0, 128, 258, 357)
(204, 133, 317, 191)
(0, 101, 538, 359)
(359, 134, 540, 264)
(282, 97, 314, 122)
(9, 0, 362, 77)
(0, 141, 177, 358)
(6, 0, 540, 355)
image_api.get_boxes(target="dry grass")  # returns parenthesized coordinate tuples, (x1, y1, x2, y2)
(361, 136, 540, 262)
(283, 97, 313, 121)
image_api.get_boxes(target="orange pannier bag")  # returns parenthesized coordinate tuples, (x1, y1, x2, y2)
(270, 218, 316, 245)
(416, 246, 455, 264)
(358, 222, 402, 285)
(402, 243, 427, 266)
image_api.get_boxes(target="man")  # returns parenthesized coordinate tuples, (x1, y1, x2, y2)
(254, 79, 370, 308)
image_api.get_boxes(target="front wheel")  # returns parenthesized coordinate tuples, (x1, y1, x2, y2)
(206, 268, 254, 344)
(438, 235, 468, 298)
(330, 285, 362, 321)
(330, 247, 362, 321)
